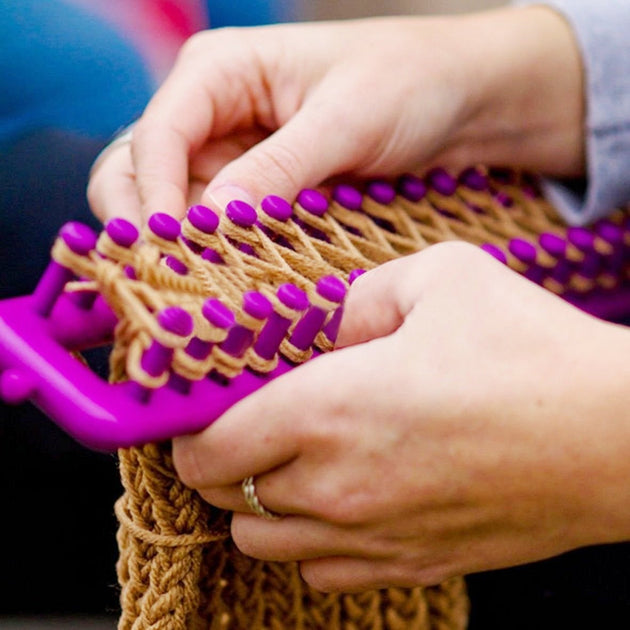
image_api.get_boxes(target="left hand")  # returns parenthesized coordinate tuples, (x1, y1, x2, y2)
(173, 243, 630, 592)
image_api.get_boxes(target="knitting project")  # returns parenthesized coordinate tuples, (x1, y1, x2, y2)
(3, 166, 630, 629)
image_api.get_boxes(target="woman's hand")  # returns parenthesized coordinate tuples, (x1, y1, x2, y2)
(88, 7, 584, 225)
(172, 244, 630, 592)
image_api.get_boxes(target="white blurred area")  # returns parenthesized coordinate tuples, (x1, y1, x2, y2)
(294, 0, 507, 20)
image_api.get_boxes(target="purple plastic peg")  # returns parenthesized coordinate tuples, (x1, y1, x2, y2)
(596, 220, 624, 248)
(366, 180, 396, 205)
(459, 167, 489, 192)
(397, 174, 427, 202)
(428, 168, 457, 196)
(290, 276, 347, 351)
(148, 213, 181, 242)
(333, 185, 363, 211)
(187, 204, 220, 234)
(494, 191, 513, 208)
(508, 239, 538, 265)
(567, 227, 596, 254)
(480, 243, 508, 265)
(253, 284, 308, 360)
(261, 195, 293, 222)
(297, 189, 329, 217)
(165, 256, 188, 275)
(226, 200, 258, 227)
(140, 307, 193, 378)
(201, 248, 224, 264)
(32, 222, 98, 316)
(349, 268, 366, 284)
(182, 299, 234, 367)
(220, 292, 272, 359)
(0, 369, 36, 405)
(539, 233, 567, 259)
(106, 218, 139, 248)
(202, 297, 235, 330)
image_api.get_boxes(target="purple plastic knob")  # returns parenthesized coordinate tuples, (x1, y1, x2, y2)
(297, 189, 329, 216)
(316, 276, 346, 303)
(480, 243, 508, 265)
(202, 298, 235, 329)
(508, 238, 538, 264)
(165, 256, 188, 275)
(0, 369, 35, 405)
(567, 227, 595, 253)
(596, 220, 624, 246)
(157, 307, 194, 337)
(348, 269, 366, 284)
(201, 248, 224, 264)
(494, 192, 513, 208)
(366, 180, 396, 205)
(333, 185, 363, 211)
(59, 222, 98, 255)
(243, 291, 273, 320)
(428, 168, 457, 196)
(398, 174, 427, 202)
(539, 233, 567, 258)
(459, 167, 489, 192)
(187, 204, 220, 234)
(105, 218, 139, 248)
(277, 284, 309, 311)
(215, 292, 271, 360)
(226, 200, 258, 227)
(261, 195, 293, 222)
(148, 213, 181, 241)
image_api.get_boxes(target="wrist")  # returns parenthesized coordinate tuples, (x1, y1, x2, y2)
(452, 6, 585, 176)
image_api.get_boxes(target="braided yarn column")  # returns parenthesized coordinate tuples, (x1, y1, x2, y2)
(115, 444, 469, 630)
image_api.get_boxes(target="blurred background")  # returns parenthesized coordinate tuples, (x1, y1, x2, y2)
(4, 1, 629, 629)
(293, 0, 505, 20)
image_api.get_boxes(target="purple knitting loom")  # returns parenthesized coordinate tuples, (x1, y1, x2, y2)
(2, 170, 630, 452)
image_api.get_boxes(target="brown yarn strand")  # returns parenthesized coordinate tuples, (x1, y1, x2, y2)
(53, 167, 630, 630)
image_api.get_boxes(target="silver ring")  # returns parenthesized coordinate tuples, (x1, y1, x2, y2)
(241, 476, 282, 520)
(89, 122, 136, 178)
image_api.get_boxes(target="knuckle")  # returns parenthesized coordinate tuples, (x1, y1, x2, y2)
(249, 143, 305, 192)
(423, 240, 480, 267)
(308, 481, 365, 526)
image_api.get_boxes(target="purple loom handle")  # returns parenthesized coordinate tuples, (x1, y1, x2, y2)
(0, 293, 312, 451)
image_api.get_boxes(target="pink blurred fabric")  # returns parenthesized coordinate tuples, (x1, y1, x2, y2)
(68, 0, 209, 80)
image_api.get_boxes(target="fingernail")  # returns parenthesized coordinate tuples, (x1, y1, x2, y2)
(205, 185, 255, 213)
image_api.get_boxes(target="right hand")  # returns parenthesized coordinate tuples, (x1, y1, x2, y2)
(88, 8, 584, 225)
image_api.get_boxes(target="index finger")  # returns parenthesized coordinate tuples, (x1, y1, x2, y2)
(131, 72, 214, 222)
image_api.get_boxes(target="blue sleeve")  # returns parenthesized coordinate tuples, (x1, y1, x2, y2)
(0, 0, 155, 147)
(515, 1, 630, 225)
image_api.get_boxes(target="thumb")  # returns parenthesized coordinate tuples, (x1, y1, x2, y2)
(202, 96, 363, 210)
(336, 255, 423, 349)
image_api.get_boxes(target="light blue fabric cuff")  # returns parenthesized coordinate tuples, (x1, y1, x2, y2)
(515, 1, 630, 225)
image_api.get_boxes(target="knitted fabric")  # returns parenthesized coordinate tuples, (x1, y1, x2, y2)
(53, 167, 630, 630)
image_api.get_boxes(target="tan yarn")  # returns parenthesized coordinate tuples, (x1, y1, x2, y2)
(53, 168, 629, 630)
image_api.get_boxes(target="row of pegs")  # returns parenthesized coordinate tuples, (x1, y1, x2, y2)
(482, 217, 630, 293)
(127, 272, 351, 402)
